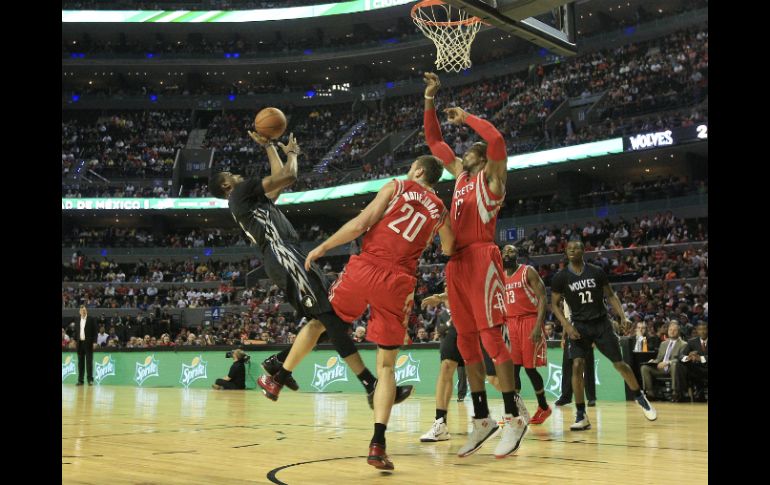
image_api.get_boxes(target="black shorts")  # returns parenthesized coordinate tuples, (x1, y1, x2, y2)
(262, 243, 333, 319)
(568, 318, 623, 363)
(440, 325, 465, 367)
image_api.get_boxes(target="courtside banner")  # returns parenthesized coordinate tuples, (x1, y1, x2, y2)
(62, 1, 413, 23)
(61, 348, 627, 400)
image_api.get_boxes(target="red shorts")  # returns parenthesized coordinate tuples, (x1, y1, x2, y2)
(445, 242, 507, 335)
(505, 314, 547, 368)
(328, 254, 417, 347)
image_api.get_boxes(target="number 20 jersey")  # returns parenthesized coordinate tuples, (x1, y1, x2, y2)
(361, 179, 447, 274)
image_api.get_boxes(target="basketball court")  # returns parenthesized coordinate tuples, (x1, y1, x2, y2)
(62, 386, 707, 484)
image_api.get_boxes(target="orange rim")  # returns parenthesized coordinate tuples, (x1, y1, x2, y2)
(411, 0, 483, 27)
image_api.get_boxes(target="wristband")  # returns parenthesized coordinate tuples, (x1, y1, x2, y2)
(424, 95, 434, 100)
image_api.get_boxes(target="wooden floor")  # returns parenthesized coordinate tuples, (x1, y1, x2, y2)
(62, 385, 707, 484)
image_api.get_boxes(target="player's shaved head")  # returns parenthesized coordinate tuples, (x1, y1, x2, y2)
(210, 172, 241, 199)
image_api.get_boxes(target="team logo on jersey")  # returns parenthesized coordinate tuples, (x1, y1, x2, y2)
(179, 355, 208, 388)
(94, 355, 116, 385)
(311, 356, 348, 391)
(62, 355, 76, 382)
(302, 295, 316, 308)
(395, 353, 421, 385)
(135, 355, 160, 386)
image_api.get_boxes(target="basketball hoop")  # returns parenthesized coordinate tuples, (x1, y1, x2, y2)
(411, 0, 484, 73)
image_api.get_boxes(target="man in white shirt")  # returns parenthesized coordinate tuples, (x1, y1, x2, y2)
(75, 305, 97, 385)
(96, 326, 109, 347)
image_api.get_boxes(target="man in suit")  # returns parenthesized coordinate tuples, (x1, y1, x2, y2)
(75, 305, 98, 386)
(682, 321, 708, 401)
(641, 320, 688, 401)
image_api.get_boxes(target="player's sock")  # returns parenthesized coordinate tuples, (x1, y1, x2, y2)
(274, 349, 290, 363)
(436, 409, 448, 423)
(357, 369, 377, 394)
(632, 388, 643, 398)
(371, 423, 387, 447)
(273, 367, 292, 385)
(576, 402, 586, 419)
(502, 391, 520, 417)
(524, 368, 548, 410)
(471, 391, 490, 419)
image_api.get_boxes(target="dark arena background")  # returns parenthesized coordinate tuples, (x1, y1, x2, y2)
(62, 0, 708, 483)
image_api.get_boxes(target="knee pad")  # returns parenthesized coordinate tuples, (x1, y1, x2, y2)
(456, 331, 483, 366)
(479, 326, 512, 366)
(317, 312, 357, 358)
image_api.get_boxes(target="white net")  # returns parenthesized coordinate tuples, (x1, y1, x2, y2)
(412, 2, 482, 73)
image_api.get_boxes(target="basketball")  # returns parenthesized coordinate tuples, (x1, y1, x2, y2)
(254, 107, 287, 140)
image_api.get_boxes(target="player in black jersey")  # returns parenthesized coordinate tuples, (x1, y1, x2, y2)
(209, 132, 412, 407)
(550, 241, 656, 430)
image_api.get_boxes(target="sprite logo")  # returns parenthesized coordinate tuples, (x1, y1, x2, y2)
(394, 353, 421, 385)
(311, 356, 348, 391)
(62, 355, 77, 382)
(544, 363, 563, 398)
(179, 355, 208, 388)
(94, 355, 116, 385)
(135, 355, 160, 386)
(544, 359, 601, 398)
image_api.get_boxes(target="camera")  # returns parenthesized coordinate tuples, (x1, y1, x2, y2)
(225, 350, 250, 363)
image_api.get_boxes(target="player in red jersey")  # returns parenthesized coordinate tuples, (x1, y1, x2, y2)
(422, 72, 527, 459)
(501, 244, 552, 425)
(305, 154, 454, 471)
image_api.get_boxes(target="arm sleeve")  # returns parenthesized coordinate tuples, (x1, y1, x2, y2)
(424, 108, 457, 166)
(464, 114, 507, 161)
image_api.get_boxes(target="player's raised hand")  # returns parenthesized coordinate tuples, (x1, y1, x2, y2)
(248, 130, 270, 146)
(421, 294, 443, 309)
(277, 133, 300, 156)
(304, 245, 327, 271)
(444, 107, 469, 125)
(424, 72, 441, 97)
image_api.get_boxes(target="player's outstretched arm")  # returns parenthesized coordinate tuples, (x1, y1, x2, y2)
(437, 217, 455, 256)
(445, 107, 508, 192)
(249, 130, 289, 200)
(527, 266, 548, 342)
(304, 181, 396, 270)
(421, 292, 448, 309)
(423, 72, 463, 177)
(259, 133, 300, 197)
